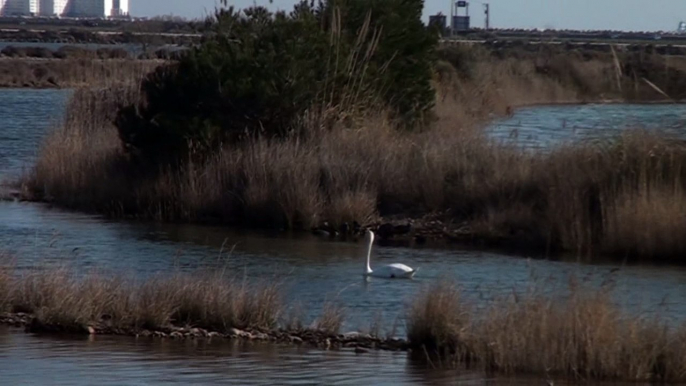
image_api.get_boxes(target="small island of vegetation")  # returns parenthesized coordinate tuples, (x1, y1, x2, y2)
(19, 0, 686, 263)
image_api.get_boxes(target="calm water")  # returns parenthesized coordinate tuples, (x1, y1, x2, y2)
(488, 103, 686, 149)
(1, 90, 686, 385)
(0, 88, 71, 177)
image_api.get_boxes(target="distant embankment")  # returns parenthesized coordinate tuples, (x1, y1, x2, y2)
(443, 28, 686, 44)
(0, 57, 162, 88)
(0, 27, 200, 46)
(441, 38, 686, 56)
(0, 43, 179, 88)
(1, 44, 185, 61)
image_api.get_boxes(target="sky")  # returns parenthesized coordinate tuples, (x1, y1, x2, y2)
(131, 0, 686, 32)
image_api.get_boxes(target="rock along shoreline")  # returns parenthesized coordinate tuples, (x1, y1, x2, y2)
(0, 313, 411, 354)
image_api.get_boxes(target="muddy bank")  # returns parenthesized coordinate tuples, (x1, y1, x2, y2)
(0, 312, 409, 353)
(310, 212, 543, 253)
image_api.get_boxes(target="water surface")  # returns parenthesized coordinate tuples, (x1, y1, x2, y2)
(0, 88, 70, 178)
(488, 103, 686, 149)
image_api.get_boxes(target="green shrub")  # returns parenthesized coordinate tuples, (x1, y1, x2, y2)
(115, 0, 437, 164)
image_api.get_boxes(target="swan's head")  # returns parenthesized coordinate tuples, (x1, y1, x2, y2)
(365, 229, 375, 244)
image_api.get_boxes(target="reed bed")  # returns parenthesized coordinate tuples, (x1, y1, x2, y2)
(21, 45, 686, 262)
(24, 84, 686, 261)
(0, 254, 12, 313)
(2, 264, 282, 333)
(407, 279, 686, 383)
(313, 302, 347, 335)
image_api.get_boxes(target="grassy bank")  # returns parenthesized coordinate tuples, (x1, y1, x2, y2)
(407, 279, 686, 383)
(0, 261, 404, 350)
(0, 58, 163, 88)
(0, 262, 281, 334)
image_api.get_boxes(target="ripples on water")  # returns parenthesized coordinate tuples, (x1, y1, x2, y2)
(2, 90, 686, 384)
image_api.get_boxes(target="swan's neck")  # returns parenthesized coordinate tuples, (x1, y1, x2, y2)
(365, 237, 373, 274)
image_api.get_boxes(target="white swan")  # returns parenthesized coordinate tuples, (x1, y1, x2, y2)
(363, 229, 417, 279)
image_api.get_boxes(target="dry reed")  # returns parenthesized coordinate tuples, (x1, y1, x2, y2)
(406, 280, 470, 353)
(312, 301, 346, 335)
(4, 266, 283, 333)
(407, 278, 686, 382)
(23, 87, 139, 213)
(0, 254, 12, 312)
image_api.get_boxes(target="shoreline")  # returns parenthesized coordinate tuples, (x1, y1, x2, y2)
(0, 189, 552, 258)
(510, 98, 683, 108)
(1, 271, 684, 383)
(5, 192, 682, 267)
(0, 312, 409, 353)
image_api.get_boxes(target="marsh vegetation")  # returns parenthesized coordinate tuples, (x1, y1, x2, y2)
(20, 0, 686, 263)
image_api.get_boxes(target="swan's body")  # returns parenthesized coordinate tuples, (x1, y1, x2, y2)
(363, 230, 417, 279)
(366, 262, 416, 278)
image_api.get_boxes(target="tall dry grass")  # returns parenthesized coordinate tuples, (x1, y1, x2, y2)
(0, 254, 12, 313)
(433, 43, 646, 124)
(407, 278, 686, 382)
(23, 87, 140, 213)
(437, 42, 686, 112)
(603, 186, 686, 258)
(22, 46, 686, 261)
(312, 301, 346, 335)
(4, 265, 282, 333)
(543, 133, 686, 259)
(406, 280, 470, 353)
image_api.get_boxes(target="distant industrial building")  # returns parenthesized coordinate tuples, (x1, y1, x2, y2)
(428, 12, 447, 34)
(430, 1, 491, 36)
(451, 1, 470, 32)
(429, 1, 471, 37)
(0, 0, 129, 17)
(0, 0, 33, 16)
(38, 0, 69, 16)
